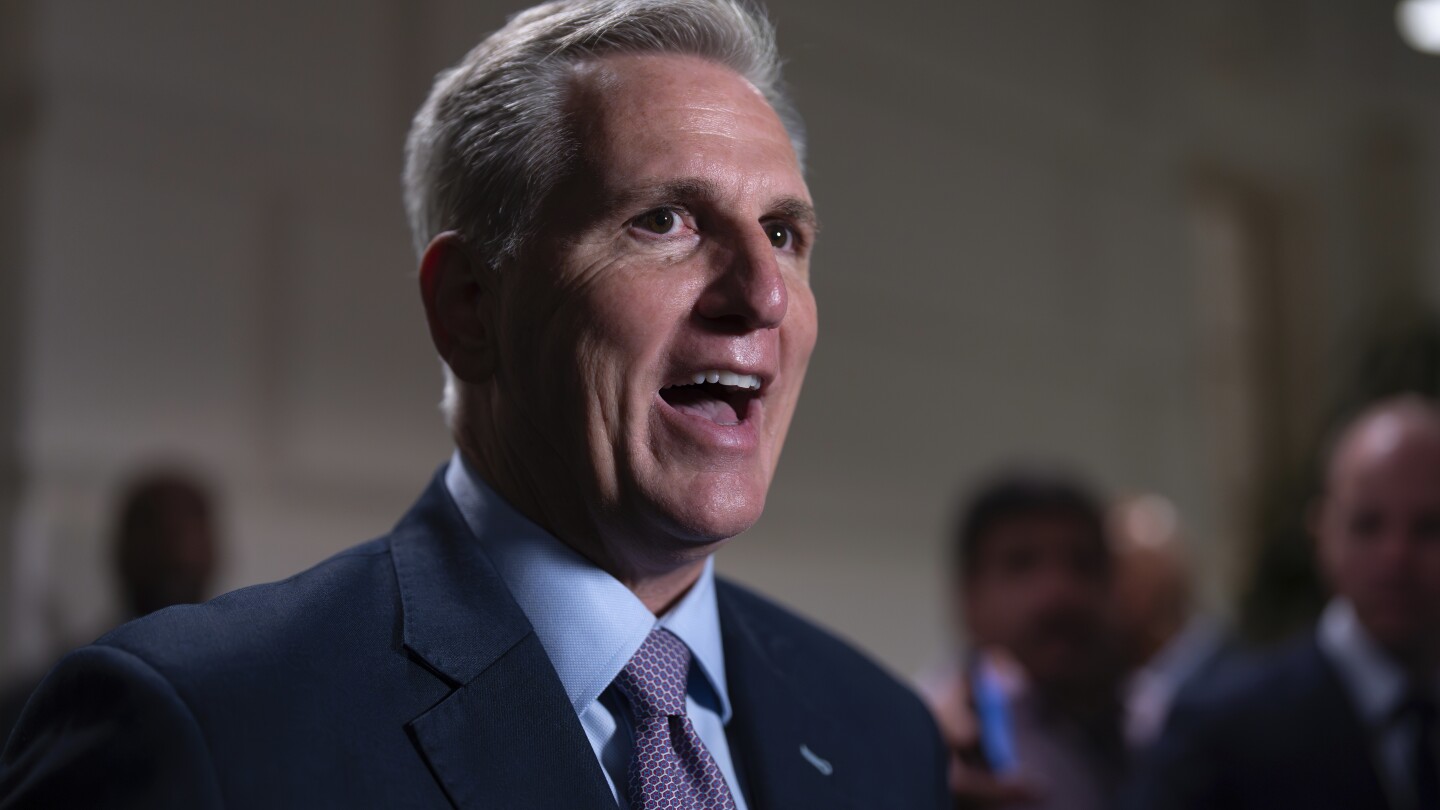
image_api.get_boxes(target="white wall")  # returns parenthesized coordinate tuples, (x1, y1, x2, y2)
(9, 0, 1440, 679)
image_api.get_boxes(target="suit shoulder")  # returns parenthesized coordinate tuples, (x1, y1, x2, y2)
(717, 578, 948, 808)
(97, 536, 398, 679)
(1175, 635, 1322, 713)
(716, 578, 935, 720)
(717, 579, 886, 675)
(1164, 633, 1335, 751)
(1, 644, 223, 807)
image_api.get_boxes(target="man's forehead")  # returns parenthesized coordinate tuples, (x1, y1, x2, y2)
(560, 51, 810, 225)
(570, 54, 795, 158)
(1330, 411, 1440, 489)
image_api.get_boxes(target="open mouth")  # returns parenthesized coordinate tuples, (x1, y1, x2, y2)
(659, 370, 762, 426)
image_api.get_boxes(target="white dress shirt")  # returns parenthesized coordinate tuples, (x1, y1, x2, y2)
(444, 452, 749, 809)
(1124, 615, 1227, 749)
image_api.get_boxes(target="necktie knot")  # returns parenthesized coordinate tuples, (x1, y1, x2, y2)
(615, 628, 691, 719)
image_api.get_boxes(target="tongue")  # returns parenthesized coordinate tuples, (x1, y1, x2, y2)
(662, 386, 741, 425)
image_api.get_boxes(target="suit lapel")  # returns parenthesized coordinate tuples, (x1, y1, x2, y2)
(407, 633, 616, 809)
(717, 585, 859, 810)
(391, 474, 614, 809)
(1301, 637, 1393, 809)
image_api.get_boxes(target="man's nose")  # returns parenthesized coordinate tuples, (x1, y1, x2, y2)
(1035, 562, 1100, 608)
(695, 229, 788, 331)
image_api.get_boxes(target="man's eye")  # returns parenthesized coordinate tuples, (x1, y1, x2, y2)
(632, 208, 682, 235)
(1350, 511, 1383, 538)
(764, 221, 794, 250)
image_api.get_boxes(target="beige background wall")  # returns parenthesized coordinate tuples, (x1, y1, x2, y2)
(5, 0, 1440, 680)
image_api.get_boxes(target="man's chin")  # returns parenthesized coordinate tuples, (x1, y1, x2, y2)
(663, 508, 763, 547)
(587, 471, 766, 569)
(639, 482, 768, 549)
(1359, 607, 1440, 658)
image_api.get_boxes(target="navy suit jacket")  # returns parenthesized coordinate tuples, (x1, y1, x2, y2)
(1122, 632, 1392, 810)
(0, 473, 948, 809)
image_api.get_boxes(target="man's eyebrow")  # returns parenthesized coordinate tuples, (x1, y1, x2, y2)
(609, 179, 820, 232)
(769, 196, 820, 233)
(609, 178, 723, 210)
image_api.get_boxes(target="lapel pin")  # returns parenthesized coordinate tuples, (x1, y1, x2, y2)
(799, 744, 833, 776)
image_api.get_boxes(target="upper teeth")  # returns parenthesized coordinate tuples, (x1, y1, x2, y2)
(689, 370, 761, 390)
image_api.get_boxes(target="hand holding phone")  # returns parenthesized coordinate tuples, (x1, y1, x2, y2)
(934, 653, 1041, 808)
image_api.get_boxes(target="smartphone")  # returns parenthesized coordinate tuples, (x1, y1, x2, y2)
(968, 654, 1018, 775)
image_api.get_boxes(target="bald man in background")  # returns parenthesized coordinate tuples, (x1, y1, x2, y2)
(1108, 495, 1230, 751)
(1125, 395, 1440, 810)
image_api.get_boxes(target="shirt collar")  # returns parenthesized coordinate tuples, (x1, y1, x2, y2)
(1318, 598, 1411, 725)
(443, 451, 732, 723)
(1138, 615, 1226, 686)
(659, 555, 731, 721)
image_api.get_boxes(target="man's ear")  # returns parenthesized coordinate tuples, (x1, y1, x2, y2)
(418, 231, 497, 383)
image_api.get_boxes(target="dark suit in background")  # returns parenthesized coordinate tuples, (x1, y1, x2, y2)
(1122, 633, 1390, 810)
(1125, 398, 1440, 810)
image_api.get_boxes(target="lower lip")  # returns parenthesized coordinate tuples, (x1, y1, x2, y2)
(653, 392, 762, 455)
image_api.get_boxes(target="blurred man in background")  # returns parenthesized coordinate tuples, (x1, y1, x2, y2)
(1126, 395, 1440, 810)
(1108, 493, 1231, 751)
(110, 472, 220, 620)
(921, 470, 1126, 810)
(0, 469, 219, 743)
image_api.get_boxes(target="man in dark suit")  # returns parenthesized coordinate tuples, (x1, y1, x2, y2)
(1109, 494, 1234, 753)
(0, 1, 949, 807)
(1124, 395, 1440, 810)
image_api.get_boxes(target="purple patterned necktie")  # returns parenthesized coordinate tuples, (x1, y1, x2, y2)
(613, 628, 738, 810)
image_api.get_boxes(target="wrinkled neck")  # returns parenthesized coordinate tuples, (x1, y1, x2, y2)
(453, 388, 706, 615)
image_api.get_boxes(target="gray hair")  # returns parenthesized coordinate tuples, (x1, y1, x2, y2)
(403, 0, 805, 431)
(402, 0, 805, 263)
